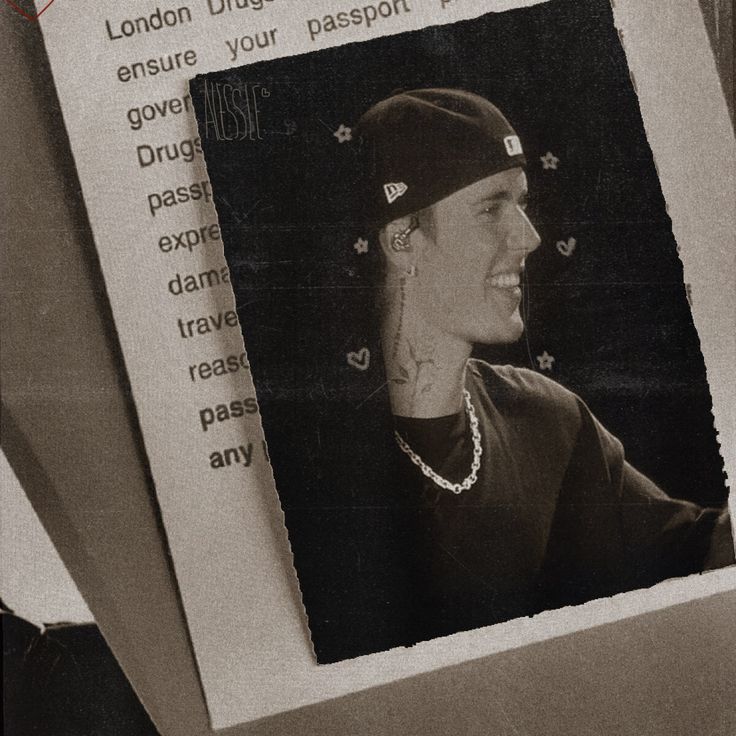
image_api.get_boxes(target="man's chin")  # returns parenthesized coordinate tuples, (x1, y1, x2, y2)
(474, 318, 525, 346)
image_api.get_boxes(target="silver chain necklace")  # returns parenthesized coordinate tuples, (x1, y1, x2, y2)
(394, 389, 483, 494)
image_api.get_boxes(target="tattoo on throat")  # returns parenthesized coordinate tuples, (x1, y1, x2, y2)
(391, 341, 436, 407)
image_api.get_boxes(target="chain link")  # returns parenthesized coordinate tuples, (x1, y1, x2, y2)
(394, 389, 483, 494)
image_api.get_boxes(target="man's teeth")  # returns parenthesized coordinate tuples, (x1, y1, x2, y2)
(488, 273, 521, 288)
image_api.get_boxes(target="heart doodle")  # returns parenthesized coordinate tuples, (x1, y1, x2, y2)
(556, 236, 577, 257)
(4, 0, 57, 21)
(346, 347, 370, 371)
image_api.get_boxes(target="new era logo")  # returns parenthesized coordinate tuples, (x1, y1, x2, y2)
(383, 182, 408, 204)
(504, 135, 523, 157)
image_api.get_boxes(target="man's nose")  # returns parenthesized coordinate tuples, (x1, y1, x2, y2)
(512, 206, 541, 254)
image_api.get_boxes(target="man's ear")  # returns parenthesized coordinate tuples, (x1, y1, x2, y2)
(378, 214, 421, 270)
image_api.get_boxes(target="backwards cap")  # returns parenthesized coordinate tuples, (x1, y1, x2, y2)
(355, 88, 526, 229)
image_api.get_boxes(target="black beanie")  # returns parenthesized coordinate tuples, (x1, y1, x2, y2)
(355, 88, 526, 229)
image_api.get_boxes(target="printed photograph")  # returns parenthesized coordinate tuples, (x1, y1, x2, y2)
(190, 0, 734, 664)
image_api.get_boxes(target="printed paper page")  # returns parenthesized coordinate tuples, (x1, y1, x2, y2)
(35, 0, 735, 728)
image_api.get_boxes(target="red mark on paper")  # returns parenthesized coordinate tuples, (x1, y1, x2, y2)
(3, 0, 56, 21)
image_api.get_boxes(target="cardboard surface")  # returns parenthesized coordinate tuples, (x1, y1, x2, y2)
(2, 3, 735, 736)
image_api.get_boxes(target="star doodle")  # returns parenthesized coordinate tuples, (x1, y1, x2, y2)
(556, 236, 577, 257)
(353, 237, 369, 254)
(536, 350, 555, 371)
(540, 151, 560, 170)
(333, 124, 352, 143)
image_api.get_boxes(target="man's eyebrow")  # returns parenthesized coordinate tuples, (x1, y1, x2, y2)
(473, 189, 528, 205)
(473, 190, 512, 205)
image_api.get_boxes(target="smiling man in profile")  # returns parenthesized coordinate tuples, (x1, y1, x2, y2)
(353, 89, 734, 641)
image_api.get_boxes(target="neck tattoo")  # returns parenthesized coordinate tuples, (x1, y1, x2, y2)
(391, 276, 407, 361)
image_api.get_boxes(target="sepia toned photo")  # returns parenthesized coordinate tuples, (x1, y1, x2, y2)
(191, 0, 734, 664)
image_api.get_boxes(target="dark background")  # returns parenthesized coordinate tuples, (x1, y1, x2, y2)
(192, 0, 729, 663)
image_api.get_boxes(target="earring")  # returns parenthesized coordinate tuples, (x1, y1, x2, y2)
(390, 216, 419, 252)
(406, 264, 417, 277)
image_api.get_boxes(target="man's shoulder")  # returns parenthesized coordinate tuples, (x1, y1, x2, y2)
(467, 359, 581, 420)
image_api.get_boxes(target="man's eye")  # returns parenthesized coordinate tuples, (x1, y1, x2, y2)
(480, 203, 503, 219)
(518, 195, 529, 211)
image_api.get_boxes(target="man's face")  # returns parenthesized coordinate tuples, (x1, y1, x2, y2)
(412, 168, 540, 346)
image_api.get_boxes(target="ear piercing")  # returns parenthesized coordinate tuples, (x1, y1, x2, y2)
(390, 216, 419, 252)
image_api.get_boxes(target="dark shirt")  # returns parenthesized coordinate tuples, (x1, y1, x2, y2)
(392, 359, 734, 642)
(277, 359, 733, 662)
